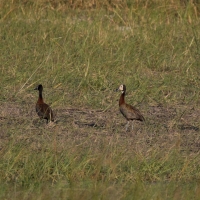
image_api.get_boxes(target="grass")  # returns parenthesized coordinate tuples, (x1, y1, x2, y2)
(0, 0, 200, 199)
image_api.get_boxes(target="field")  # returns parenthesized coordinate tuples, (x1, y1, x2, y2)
(0, 0, 200, 199)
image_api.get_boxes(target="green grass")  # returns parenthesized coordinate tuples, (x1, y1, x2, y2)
(0, 0, 200, 199)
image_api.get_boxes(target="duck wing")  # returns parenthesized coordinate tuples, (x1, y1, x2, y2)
(36, 103, 54, 121)
(120, 103, 145, 121)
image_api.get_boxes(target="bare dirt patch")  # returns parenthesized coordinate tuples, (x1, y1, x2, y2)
(0, 102, 199, 154)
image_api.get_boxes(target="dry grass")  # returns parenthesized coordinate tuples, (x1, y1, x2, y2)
(0, 0, 200, 199)
(0, 100, 200, 199)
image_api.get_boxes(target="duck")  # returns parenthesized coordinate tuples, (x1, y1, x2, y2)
(116, 84, 145, 131)
(34, 84, 54, 123)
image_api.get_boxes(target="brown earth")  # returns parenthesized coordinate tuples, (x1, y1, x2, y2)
(0, 101, 199, 154)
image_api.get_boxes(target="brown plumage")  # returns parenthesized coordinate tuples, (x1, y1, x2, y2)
(117, 84, 145, 131)
(34, 84, 54, 123)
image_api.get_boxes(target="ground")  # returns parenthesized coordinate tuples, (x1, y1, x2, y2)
(1, 101, 199, 154)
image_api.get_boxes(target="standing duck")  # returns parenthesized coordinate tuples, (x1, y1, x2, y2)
(116, 84, 145, 131)
(34, 84, 54, 123)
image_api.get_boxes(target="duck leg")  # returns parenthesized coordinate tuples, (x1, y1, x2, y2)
(125, 121, 130, 131)
(131, 120, 134, 130)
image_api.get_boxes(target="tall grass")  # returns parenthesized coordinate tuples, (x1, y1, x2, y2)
(1, 134, 200, 199)
(0, 0, 200, 199)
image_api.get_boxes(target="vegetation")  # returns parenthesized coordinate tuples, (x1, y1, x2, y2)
(0, 0, 200, 199)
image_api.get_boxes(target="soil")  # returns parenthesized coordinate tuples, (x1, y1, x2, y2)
(0, 101, 199, 154)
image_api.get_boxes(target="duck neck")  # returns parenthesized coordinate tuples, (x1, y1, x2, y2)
(38, 90, 44, 103)
(119, 92, 125, 106)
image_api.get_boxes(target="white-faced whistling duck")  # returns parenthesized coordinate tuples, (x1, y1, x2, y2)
(34, 84, 54, 123)
(116, 84, 145, 131)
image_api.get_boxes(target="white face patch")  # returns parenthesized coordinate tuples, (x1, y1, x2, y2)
(118, 85, 124, 92)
